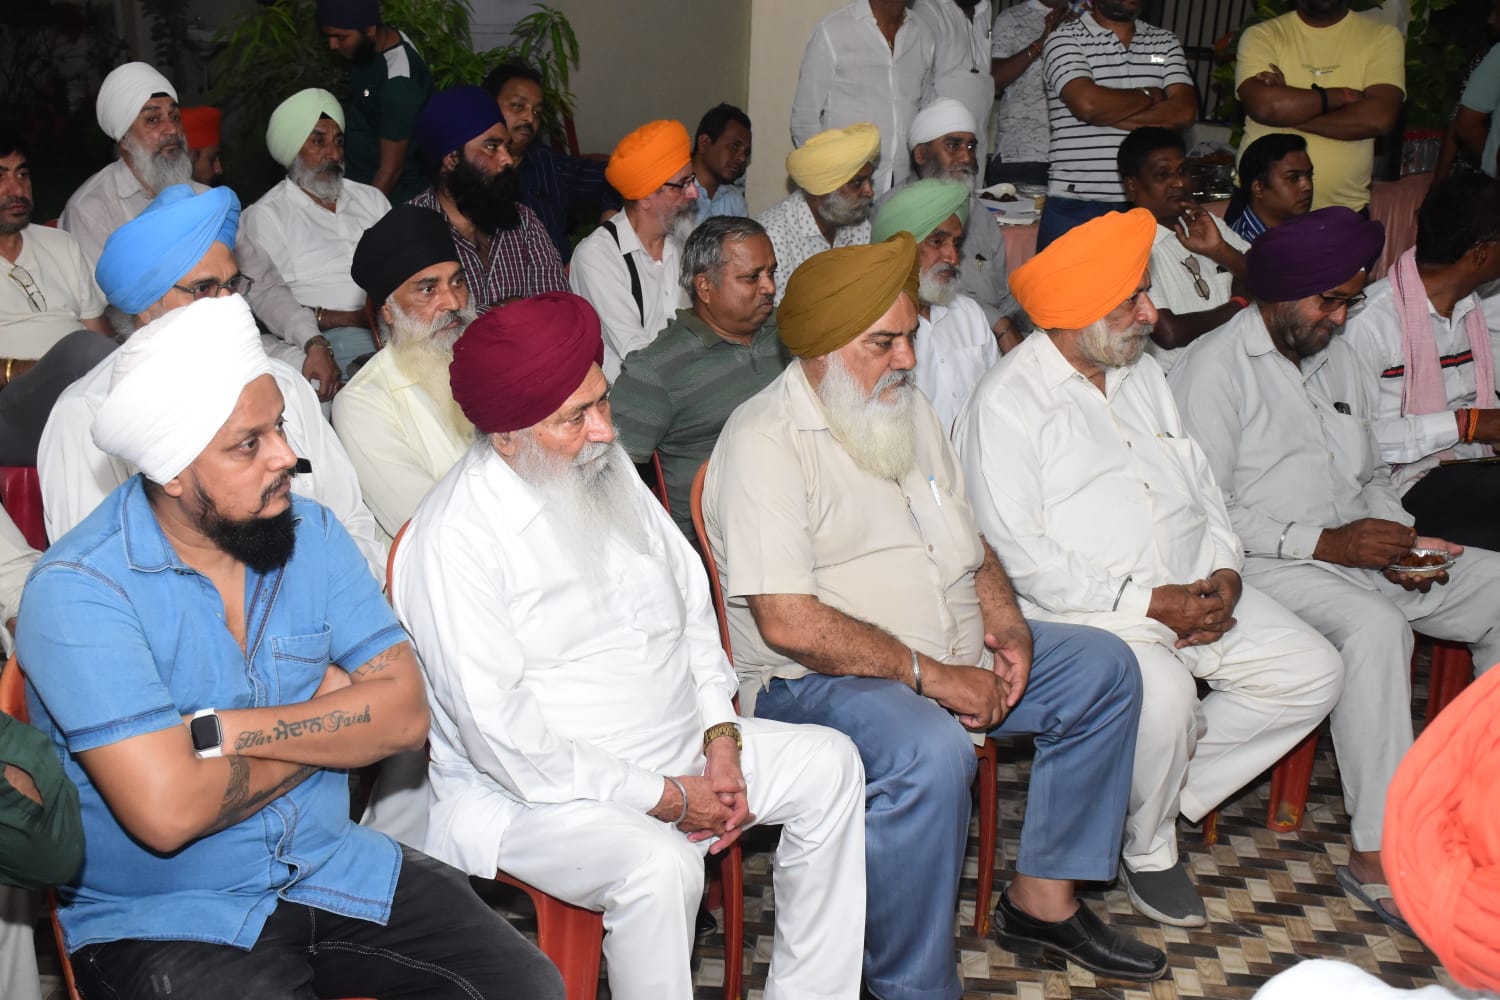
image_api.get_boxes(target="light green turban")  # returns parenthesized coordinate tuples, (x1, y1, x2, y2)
(871, 179, 971, 244)
(266, 88, 346, 169)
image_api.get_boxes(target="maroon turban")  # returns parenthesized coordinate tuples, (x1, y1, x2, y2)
(449, 292, 604, 433)
(1246, 207, 1385, 303)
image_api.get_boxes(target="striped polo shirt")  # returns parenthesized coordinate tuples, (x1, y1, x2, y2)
(1042, 15, 1193, 202)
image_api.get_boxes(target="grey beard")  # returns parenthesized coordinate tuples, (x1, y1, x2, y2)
(918, 266, 960, 307)
(122, 132, 192, 195)
(818, 187, 873, 228)
(917, 160, 978, 185)
(290, 157, 344, 204)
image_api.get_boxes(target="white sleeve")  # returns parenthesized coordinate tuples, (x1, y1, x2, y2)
(790, 23, 836, 145)
(236, 231, 320, 351)
(38, 388, 127, 541)
(568, 230, 650, 378)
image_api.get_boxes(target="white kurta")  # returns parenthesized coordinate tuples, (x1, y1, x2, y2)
(914, 294, 998, 433)
(955, 333, 1341, 869)
(569, 211, 687, 381)
(0, 225, 107, 359)
(242, 178, 391, 312)
(37, 348, 386, 582)
(392, 444, 865, 1000)
(913, 0, 996, 161)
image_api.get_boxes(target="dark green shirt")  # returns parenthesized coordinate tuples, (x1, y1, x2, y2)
(613, 308, 791, 538)
(0, 712, 83, 890)
(345, 31, 432, 203)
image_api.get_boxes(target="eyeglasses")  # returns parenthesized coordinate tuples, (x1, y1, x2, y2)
(1316, 292, 1366, 312)
(661, 173, 698, 192)
(1179, 256, 1211, 301)
(8, 265, 45, 312)
(171, 273, 255, 300)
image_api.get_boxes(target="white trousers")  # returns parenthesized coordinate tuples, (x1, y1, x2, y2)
(1245, 549, 1500, 851)
(1124, 584, 1344, 871)
(0, 886, 41, 1000)
(493, 717, 866, 1000)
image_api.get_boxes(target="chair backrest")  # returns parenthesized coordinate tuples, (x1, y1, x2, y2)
(0, 655, 25, 722)
(689, 462, 733, 660)
(650, 451, 670, 513)
(0, 466, 48, 551)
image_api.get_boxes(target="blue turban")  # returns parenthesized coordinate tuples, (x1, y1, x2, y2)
(415, 86, 504, 168)
(1246, 206, 1386, 303)
(96, 185, 240, 315)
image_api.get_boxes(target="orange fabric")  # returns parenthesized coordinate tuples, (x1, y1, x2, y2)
(604, 120, 691, 201)
(179, 106, 221, 149)
(1008, 208, 1157, 330)
(1386, 666, 1500, 991)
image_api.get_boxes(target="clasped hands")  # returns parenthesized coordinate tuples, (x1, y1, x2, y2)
(1149, 568, 1241, 649)
(921, 627, 1032, 733)
(649, 738, 754, 855)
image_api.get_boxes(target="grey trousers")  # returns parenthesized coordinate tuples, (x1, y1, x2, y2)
(0, 330, 116, 466)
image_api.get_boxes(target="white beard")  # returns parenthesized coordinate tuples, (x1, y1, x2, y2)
(918, 264, 960, 307)
(815, 353, 918, 481)
(289, 156, 345, 204)
(385, 300, 476, 442)
(122, 131, 192, 194)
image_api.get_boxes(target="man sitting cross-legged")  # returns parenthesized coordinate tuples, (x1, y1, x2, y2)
(18, 294, 561, 1000)
(392, 291, 867, 1000)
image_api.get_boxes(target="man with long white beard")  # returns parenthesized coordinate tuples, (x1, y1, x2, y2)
(704, 235, 1166, 994)
(571, 120, 697, 380)
(757, 123, 879, 308)
(244, 88, 392, 378)
(59, 62, 341, 399)
(410, 86, 566, 315)
(392, 291, 867, 1000)
(872, 178, 1005, 432)
(334, 205, 473, 545)
(954, 208, 1342, 928)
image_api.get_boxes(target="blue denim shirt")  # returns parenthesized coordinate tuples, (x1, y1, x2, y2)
(17, 479, 406, 952)
(694, 181, 748, 224)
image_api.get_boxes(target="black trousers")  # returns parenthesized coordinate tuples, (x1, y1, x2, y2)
(1402, 461, 1500, 551)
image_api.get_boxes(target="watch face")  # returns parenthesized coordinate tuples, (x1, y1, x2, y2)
(189, 713, 222, 752)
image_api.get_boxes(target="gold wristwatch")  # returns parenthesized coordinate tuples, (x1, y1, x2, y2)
(703, 722, 743, 752)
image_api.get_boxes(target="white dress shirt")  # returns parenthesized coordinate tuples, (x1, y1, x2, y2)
(990, 0, 1052, 164)
(1345, 277, 1496, 493)
(914, 293, 998, 433)
(569, 210, 688, 381)
(956, 332, 1241, 632)
(391, 444, 738, 874)
(791, 0, 937, 193)
(1145, 216, 1248, 372)
(242, 178, 391, 312)
(38, 347, 386, 581)
(913, 0, 996, 159)
(757, 193, 872, 307)
(0, 225, 106, 358)
(59, 160, 320, 350)
(1168, 305, 1412, 586)
(330, 346, 469, 544)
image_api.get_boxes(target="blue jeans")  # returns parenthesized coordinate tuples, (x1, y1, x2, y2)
(755, 620, 1142, 1000)
(1036, 195, 1131, 252)
(323, 325, 378, 379)
(70, 846, 564, 1000)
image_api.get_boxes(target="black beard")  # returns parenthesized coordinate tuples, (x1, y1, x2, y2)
(352, 34, 378, 64)
(194, 479, 297, 574)
(446, 155, 522, 234)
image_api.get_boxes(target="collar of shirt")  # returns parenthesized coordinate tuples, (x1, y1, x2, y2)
(1029, 327, 1136, 396)
(785, 359, 833, 432)
(120, 478, 190, 574)
(471, 441, 546, 531)
(107, 158, 149, 204)
(674, 307, 781, 353)
(605, 208, 649, 258)
(1239, 303, 1332, 381)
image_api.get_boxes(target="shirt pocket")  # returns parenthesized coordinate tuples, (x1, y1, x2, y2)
(1322, 410, 1376, 486)
(270, 626, 334, 705)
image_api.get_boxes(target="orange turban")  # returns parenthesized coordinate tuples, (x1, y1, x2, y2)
(605, 120, 692, 201)
(1009, 208, 1156, 330)
(1386, 667, 1500, 991)
(180, 106, 221, 149)
(778, 233, 919, 359)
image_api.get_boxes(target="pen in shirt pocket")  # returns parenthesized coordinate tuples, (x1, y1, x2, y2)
(928, 475, 943, 507)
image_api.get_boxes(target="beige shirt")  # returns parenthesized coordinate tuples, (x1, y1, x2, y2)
(0, 224, 107, 359)
(703, 360, 988, 713)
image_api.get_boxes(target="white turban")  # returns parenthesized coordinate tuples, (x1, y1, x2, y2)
(97, 62, 178, 143)
(93, 296, 273, 485)
(907, 99, 978, 150)
(266, 88, 347, 169)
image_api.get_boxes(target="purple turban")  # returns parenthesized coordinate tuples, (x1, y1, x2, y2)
(415, 87, 504, 167)
(450, 292, 604, 434)
(1246, 207, 1386, 303)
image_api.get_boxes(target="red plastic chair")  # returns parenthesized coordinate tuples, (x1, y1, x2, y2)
(690, 462, 1000, 936)
(1418, 636, 1473, 724)
(0, 466, 47, 550)
(651, 451, 670, 513)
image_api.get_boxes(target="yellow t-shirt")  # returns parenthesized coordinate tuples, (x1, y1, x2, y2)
(1235, 10, 1405, 212)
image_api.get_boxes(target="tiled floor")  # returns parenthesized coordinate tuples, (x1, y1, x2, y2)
(37, 663, 1459, 1000)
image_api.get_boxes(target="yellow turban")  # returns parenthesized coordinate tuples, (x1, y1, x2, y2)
(1386, 667, 1500, 991)
(1009, 208, 1157, 330)
(787, 123, 881, 197)
(778, 233, 919, 359)
(605, 120, 692, 201)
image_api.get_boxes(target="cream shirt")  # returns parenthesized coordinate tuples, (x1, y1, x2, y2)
(1144, 216, 1248, 373)
(704, 360, 988, 713)
(330, 346, 469, 544)
(569, 210, 688, 381)
(391, 444, 738, 875)
(954, 333, 1241, 640)
(38, 348, 386, 581)
(915, 294, 999, 433)
(242, 178, 391, 312)
(0, 225, 107, 358)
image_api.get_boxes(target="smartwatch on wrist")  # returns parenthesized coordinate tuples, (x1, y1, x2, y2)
(190, 708, 224, 759)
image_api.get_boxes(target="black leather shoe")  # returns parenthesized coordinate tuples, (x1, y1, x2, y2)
(992, 890, 1168, 982)
(694, 902, 718, 940)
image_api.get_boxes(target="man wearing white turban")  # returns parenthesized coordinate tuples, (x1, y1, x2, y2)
(16, 294, 563, 1000)
(38, 186, 386, 583)
(59, 62, 342, 401)
(243, 89, 393, 378)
